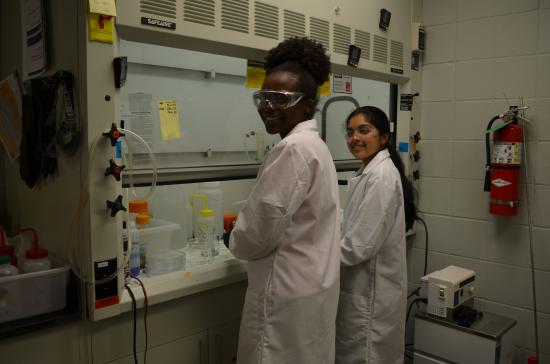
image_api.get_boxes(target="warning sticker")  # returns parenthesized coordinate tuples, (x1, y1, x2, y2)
(491, 142, 521, 164)
(492, 178, 512, 188)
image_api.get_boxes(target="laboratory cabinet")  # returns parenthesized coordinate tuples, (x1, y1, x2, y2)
(104, 320, 242, 364)
(208, 320, 241, 364)
(92, 281, 246, 364)
(105, 330, 208, 364)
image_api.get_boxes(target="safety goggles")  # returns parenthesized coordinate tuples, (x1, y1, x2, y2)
(345, 125, 379, 139)
(252, 90, 305, 110)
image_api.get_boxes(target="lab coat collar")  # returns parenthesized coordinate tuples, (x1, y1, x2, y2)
(355, 149, 391, 177)
(287, 119, 318, 137)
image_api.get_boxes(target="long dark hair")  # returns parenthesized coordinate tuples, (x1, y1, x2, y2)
(346, 106, 418, 231)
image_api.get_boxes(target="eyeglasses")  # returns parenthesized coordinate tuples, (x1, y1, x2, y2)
(252, 90, 305, 110)
(345, 125, 378, 139)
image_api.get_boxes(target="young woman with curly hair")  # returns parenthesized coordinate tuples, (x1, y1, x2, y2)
(229, 37, 340, 364)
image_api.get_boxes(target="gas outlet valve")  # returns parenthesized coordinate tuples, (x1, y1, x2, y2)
(106, 195, 126, 217)
(102, 123, 125, 146)
(104, 159, 125, 181)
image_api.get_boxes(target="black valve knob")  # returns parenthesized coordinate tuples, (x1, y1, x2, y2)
(413, 150, 421, 162)
(412, 131, 421, 144)
(104, 159, 126, 181)
(102, 123, 125, 146)
(413, 170, 420, 180)
(106, 195, 126, 217)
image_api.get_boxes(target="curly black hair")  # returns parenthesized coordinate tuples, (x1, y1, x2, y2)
(264, 37, 330, 102)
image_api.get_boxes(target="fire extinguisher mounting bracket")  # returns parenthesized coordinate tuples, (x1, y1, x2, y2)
(486, 118, 514, 134)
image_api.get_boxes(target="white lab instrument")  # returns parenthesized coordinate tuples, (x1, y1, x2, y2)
(421, 265, 475, 320)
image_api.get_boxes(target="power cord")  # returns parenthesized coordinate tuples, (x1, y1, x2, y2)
(404, 218, 429, 359)
(124, 284, 138, 364)
(406, 297, 426, 325)
(417, 216, 429, 277)
(132, 277, 149, 364)
(407, 216, 429, 300)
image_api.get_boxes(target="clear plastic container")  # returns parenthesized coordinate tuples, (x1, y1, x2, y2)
(146, 250, 185, 276)
(196, 208, 215, 258)
(129, 243, 140, 277)
(0, 255, 18, 276)
(136, 214, 150, 269)
(128, 222, 140, 277)
(22, 248, 51, 273)
(138, 218, 180, 253)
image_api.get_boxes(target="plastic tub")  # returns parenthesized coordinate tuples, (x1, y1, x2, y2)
(137, 218, 180, 254)
(0, 263, 70, 323)
(146, 250, 185, 276)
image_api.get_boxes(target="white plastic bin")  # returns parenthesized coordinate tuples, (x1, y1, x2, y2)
(138, 218, 180, 254)
(0, 264, 70, 323)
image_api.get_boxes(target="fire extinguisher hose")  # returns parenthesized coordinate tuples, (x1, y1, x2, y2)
(484, 115, 501, 191)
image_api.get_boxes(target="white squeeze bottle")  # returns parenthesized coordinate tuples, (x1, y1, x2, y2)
(197, 182, 223, 238)
(0, 255, 18, 276)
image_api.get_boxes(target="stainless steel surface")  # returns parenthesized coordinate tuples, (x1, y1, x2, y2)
(415, 309, 516, 340)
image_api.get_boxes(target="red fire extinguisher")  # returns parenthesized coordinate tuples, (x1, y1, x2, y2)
(484, 112, 523, 216)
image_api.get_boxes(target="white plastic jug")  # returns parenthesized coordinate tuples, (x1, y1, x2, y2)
(192, 182, 224, 238)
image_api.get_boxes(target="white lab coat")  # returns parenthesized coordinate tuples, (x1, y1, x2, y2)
(230, 119, 340, 364)
(335, 149, 407, 364)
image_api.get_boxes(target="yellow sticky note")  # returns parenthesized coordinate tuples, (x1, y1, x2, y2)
(319, 75, 331, 96)
(88, 13, 113, 43)
(89, 0, 117, 17)
(158, 100, 181, 140)
(246, 60, 265, 89)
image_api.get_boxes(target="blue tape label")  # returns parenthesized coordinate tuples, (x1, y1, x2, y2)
(399, 142, 409, 152)
(115, 140, 122, 159)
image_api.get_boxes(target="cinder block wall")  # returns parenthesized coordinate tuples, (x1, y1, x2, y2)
(408, 0, 550, 362)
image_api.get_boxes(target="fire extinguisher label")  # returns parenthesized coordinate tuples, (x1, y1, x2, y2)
(492, 142, 521, 164)
(492, 178, 512, 188)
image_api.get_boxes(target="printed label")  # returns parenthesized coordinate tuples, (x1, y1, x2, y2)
(491, 142, 521, 164)
(141, 17, 176, 30)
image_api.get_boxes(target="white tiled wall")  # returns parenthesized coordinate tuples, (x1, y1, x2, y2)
(413, 0, 550, 360)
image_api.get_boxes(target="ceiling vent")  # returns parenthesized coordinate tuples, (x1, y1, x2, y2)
(183, 0, 215, 27)
(390, 40, 404, 68)
(254, 1, 279, 39)
(221, 0, 249, 34)
(354, 29, 370, 60)
(284, 10, 305, 39)
(309, 17, 330, 51)
(373, 35, 388, 64)
(333, 24, 351, 55)
(140, 0, 177, 19)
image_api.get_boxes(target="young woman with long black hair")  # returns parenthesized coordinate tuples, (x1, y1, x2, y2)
(336, 106, 418, 364)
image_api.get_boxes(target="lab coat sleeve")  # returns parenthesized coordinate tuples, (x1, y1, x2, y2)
(340, 176, 399, 266)
(230, 143, 310, 260)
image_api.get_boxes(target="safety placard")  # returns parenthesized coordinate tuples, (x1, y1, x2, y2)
(491, 142, 521, 164)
